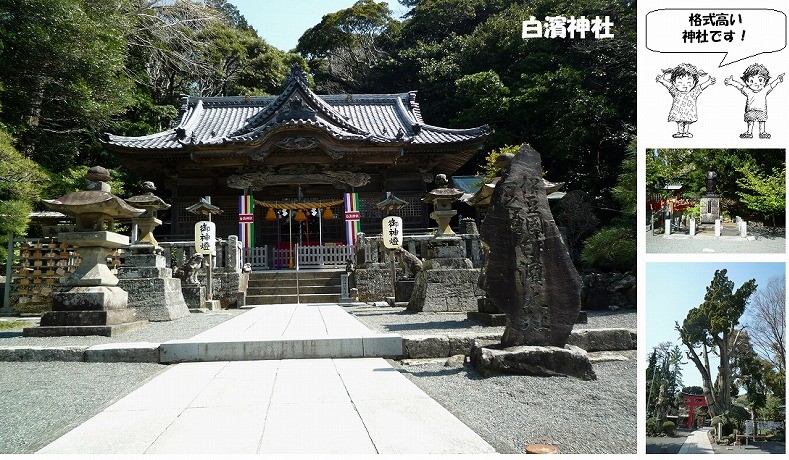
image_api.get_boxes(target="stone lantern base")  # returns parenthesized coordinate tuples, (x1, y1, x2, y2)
(23, 231, 148, 337)
(24, 286, 147, 337)
(407, 237, 483, 312)
(118, 245, 190, 321)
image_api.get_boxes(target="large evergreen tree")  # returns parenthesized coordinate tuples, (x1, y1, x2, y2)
(676, 269, 758, 417)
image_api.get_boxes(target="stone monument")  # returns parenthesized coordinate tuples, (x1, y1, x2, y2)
(699, 170, 720, 224)
(117, 181, 190, 321)
(407, 174, 483, 312)
(24, 167, 148, 337)
(471, 145, 595, 380)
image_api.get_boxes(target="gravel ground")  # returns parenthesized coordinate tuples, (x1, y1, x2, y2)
(0, 305, 637, 454)
(645, 431, 690, 454)
(0, 361, 166, 453)
(0, 310, 246, 346)
(390, 350, 637, 454)
(345, 305, 636, 336)
(646, 227, 786, 253)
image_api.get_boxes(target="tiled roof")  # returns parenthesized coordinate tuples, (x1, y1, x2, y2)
(104, 68, 489, 151)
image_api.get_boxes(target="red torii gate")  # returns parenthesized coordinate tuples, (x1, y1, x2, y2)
(681, 392, 708, 429)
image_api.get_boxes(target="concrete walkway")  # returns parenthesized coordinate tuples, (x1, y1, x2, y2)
(679, 428, 715, 454)
(160, 303, 402, 362)
(38, 357, 495, 454)
(37, 304, 496, 454)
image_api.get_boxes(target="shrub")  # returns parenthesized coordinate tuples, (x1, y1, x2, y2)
(646, 417, 661, 436)
(580, 225, 636, 272)
(662, 421, 676, 435)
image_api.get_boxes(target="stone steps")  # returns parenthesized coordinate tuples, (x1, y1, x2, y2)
(244, 270, 343, 305)
(246, 293, 341, 305)
(247, 285, 339, 295)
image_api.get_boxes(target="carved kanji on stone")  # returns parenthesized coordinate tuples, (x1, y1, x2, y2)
(479, 145, 583, 347)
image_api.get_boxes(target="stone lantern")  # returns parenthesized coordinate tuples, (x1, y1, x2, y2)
(24, 167, 148, 336)
(407, 174, 482, 312)
(423, 174, 464, 237)
(125, 181, 170, 246)
(118, 181, 190, 321)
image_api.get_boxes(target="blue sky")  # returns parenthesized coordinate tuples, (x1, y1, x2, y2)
(646, 262, 785, 388)
(229, 1, 408, 51)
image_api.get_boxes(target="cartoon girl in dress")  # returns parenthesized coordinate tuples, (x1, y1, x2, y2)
(656, 63, 716, 138)
(724, 63, 784, 139)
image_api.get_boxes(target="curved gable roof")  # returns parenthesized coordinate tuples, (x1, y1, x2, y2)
(104, 68, 489, 151)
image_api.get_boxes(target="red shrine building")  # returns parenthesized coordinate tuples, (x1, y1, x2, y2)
(680, 393, 708, 429)
(101, 67, 489, 263)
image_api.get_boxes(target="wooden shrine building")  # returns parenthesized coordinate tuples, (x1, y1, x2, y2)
(102, 68, 489, 260)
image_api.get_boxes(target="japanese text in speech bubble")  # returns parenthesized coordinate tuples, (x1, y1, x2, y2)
(646, 9, 787, 67)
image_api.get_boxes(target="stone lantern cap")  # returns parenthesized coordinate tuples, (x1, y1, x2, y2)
(42, 166, 144, 220)
(423, 174, 464, 204)
(126, 181, 171, 214)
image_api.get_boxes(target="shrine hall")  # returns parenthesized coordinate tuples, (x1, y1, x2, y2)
(102, 68, 489, 266)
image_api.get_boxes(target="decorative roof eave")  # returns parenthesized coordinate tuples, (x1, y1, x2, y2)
(227, 67, 377, 141)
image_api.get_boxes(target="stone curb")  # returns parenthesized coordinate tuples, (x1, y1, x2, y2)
(0, 328, 636, 362)
(402, 328, 636, 359)
(0, 343, 159, 363)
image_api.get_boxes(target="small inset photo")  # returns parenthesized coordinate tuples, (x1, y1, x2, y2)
(646, 262, 786, 454)
(646, 148, 786, 253)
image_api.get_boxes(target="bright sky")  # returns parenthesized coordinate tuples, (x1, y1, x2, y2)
(229, 0, 408, 51)
(646, 262, 785, 389)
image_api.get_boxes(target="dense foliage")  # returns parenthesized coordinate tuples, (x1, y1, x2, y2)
(0, 0, 299, 273)
(0, 0, 636, 276)
(646, 148, 786, 225)
(676, 269, 758, 418)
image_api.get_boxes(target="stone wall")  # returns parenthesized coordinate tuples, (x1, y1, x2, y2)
(581, 272, 636, 310)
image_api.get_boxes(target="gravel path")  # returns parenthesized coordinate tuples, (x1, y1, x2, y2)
(0, 361, 166, 453)
(391, 350, 637, 454)
(0, 305, 637, 454)
(346, 305, 635, 336)
(0, 310, 246, 346)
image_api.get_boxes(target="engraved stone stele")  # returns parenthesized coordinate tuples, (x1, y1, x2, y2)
(700, 170, 720, 224)
(24, 167, 149, 337)
(407, 174, 482, 312)
(471, 145, 595, 380)
(118, 181, 190, 321)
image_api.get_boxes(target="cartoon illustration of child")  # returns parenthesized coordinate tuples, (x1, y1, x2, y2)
(656, 63, 716, 138)
(724, 63, 784, 139)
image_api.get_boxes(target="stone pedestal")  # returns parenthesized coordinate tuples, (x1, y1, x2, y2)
(24, 232, 147, 337)
(407, 236, 482, 312)
(118, 244, 190, 321)
(395, 280, 415, 303)
(182, 285, 207, 312)
(467, 297, 507, 326)
(699, 195, 720, 224)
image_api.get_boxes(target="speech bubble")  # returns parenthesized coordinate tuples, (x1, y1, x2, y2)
(646, 9, 787, 67)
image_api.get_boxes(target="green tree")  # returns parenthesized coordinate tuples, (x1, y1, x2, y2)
(297, 0, 398, 92)
(646, 342, 685, 421)
(736, 162, 786, 227)
(580, 142, 636, 272)
(676, 269, 758, 417)
(0, 127, 48, 265)
(0, 0, 133, 171)
(682, 386, 704, 395)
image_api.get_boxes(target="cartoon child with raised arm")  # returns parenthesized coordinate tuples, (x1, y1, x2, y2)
(724, 63, 784, 139)
(656, 63, 716, 138)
